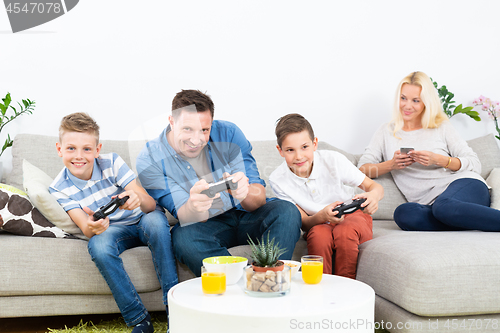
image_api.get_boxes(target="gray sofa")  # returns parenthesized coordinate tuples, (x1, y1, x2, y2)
(1, 133, 500, 333)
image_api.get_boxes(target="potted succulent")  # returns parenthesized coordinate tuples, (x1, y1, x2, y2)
(244, 232, 291, 296)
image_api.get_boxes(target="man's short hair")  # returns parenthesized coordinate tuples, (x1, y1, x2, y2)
(275, 113, 315, 148)
(59, 112, 100, 143)
(171, 90, 214, 119)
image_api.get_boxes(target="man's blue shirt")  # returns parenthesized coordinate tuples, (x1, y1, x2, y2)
(136, 120, 265, 220)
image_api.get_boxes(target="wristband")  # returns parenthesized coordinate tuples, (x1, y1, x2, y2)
(444, 157, 452, 169)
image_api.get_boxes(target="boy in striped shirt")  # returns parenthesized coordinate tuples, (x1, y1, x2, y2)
(50, 112, 177, 333)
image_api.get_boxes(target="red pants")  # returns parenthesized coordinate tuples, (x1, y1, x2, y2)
(305, 210, 373, 279)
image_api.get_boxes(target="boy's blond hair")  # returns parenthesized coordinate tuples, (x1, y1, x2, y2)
(59, 112, 100, 143)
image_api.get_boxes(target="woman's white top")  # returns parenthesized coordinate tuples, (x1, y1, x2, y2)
(357, 121, 485, 205)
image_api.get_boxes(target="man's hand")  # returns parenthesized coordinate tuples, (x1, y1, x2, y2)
(191, 179, 219, 213)
(225, 172, 249, 201)
(83, 206, 109, 235)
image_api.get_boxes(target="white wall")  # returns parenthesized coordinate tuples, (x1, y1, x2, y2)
(1, 0, 499, 177)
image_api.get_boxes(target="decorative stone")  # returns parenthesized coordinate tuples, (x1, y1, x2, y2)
(244, 266, 291, 294)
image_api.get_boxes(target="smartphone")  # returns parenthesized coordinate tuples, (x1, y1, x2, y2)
(400, 147, 414, 155)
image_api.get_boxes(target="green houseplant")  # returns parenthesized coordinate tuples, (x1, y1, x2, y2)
(244, 232, 291, 295)
(0, 92, 36, 157)
(248, 232, 286, 271)
(431, 79, 480, 121)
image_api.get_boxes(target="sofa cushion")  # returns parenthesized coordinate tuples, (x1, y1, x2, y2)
(0, 233, 161, 296)
(22, 160, 86, 239)
(486, 168, 500, 210)
(354, 172, 407, 220)
(467, 133, 500, 179)
(357, 221, 500, 316)
(0, 184, 76, 239)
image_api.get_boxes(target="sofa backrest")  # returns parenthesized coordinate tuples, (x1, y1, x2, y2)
(250, 140, 358, 198)
(7, 133, 500, 221)
(8, 134, 142, 190)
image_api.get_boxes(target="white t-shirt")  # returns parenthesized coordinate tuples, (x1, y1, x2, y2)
(269, 150, 366, 216)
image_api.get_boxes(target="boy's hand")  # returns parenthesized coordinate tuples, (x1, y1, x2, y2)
(354, 193, 379, 215)
(322, 201, 345, 224)
(191, 179, 219, 213)
(224, 172, 249, 201)
(83, 206, 109, 235)
(113, 191, 139, 211)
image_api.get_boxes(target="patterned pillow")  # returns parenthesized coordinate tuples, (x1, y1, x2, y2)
(0, 184, 77, 239)
(23, 159, 87, 239)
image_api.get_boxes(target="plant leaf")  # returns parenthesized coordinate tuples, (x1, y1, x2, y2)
(465, 111, 481, 121)
(2, 93, 12, 109)
(0, 135, 13, 157)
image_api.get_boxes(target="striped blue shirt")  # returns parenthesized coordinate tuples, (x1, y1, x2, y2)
(49, 153, 143, 226)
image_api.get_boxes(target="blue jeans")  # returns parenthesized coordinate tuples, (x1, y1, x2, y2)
(394, 178, 500, 231)
(87, 209, 178, 326)
(172, 198, 302, 276)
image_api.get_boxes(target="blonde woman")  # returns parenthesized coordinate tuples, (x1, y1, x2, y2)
(358, 71, 500, 231)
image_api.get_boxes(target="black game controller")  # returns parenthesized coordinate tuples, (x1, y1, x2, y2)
(93, 196, 130, 221)
(201, 177, 238, 198)
(333, 198, 366, 218)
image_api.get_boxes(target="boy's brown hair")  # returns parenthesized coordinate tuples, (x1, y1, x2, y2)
(59, 112, 100, 143)
(275, 113, 315, 147)
(171, 89, 214, 119)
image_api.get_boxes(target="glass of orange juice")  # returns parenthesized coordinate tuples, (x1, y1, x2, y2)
(201, 265, 226, 295)
(301, 255, 323, 284)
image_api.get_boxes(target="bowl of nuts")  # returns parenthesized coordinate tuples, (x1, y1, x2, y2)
(281, 260, 301, 277)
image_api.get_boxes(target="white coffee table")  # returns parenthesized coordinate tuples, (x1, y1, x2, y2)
(168, 273, 375, 332)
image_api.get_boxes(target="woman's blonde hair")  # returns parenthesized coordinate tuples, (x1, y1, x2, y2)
(391, 71, 448, 136)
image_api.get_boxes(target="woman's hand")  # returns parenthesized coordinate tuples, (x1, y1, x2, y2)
(409, 150, 440, 167)
(390, 150, 415, 170)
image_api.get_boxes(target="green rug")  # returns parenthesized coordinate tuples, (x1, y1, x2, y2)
(46, 313, 389, 333)
(48, 313, 168, 333)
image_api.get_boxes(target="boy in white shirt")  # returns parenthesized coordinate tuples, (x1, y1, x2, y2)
(269, 113, 384, 278)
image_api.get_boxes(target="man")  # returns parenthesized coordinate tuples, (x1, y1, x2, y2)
(136, 90, 301, 276)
